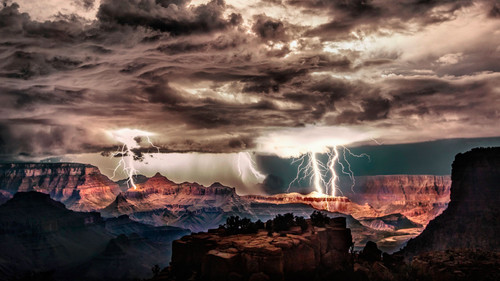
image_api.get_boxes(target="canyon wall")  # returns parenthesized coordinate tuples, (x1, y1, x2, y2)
(0, 163, 121, 211)
(346, 175, 451, 225)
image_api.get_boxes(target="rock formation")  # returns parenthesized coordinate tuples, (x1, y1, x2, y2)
(403, 147, 500, 256)
(243, 192, 380, 219)
(345, 175, 451, 225)
(0, 163, 121, 211)
(244, 175, 451, 226)
(169, 217, 353, 281)
(101, 173, 254, 232)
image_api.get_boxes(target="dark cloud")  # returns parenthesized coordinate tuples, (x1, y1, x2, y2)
(489, 2, 500, 17)
(74, 0, 95, 10)
(289, 0, 475, 39)
(259, 174, 285, 194)
(0, 0, 498, 160)
(252, 14, 288, 42)
(97, 0, 240, 35)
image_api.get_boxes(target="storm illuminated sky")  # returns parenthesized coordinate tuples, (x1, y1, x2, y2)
(0, 0, 499, 193)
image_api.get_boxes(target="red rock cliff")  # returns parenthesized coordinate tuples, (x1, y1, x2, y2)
(0, 163, 121, 211)
(347, 175, 451, 224)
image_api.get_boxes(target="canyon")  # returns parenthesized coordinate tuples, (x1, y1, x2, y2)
(153, 147, 500, 281)
(1, 146, 498, 280)
(0, 163, 452, 253)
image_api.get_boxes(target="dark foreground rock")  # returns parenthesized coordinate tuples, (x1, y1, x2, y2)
(403, 147, 500, 256)
(165, 217, 353, 281)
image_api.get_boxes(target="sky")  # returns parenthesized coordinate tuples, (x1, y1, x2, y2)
(0, 0, 499, 194)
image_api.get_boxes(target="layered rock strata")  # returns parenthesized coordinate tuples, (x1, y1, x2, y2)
(0, 163, 120, 211)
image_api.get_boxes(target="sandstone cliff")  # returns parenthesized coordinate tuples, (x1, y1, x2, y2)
(403, 147, 500, 256)
(346, 175, 451, 225)
(169, 218, 353, 281)
(101, 173, 254, 231)
(0, 163, 121, 211)
(243, 192, 380, 219)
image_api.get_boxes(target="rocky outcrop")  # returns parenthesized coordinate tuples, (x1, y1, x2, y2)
(0, 163, 121, 211)
(403, 148, 500, 256)
(110, 173, 247, 212)
(170, 218, 353, 281)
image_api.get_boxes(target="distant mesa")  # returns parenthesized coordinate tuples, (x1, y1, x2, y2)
(0, 163, 121, 211)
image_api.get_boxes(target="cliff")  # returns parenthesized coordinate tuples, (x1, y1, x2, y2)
(169, 218, 353, 281)
(346, 175, 451, 225)
(403, 147, 500, 256)
(243, 175, 451, 226)
(0, 163, 121, 211)
(243, 192, 380, 219)
(101, 173, 254, 232)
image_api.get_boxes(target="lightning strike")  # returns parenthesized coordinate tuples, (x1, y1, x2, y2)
(237, 152, 266, 183)
(288, 146, 370, 197)
(311, 152, 324, 194)
(287, 152, 328, 196)
(328, 146, 340, 197)
(108, 129, 159, 189)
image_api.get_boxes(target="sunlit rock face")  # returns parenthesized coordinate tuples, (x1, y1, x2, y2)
(107, 172, 248, 212)
(243, 192, 380, 219)
(404, 148, 500, 256)
(0, 163, 121, 211)
(244, 175, 451, 226)
(342, 175, 451, 225)
(101, 173, 253, 232)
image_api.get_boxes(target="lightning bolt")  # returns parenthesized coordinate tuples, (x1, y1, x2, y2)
(288, 146, 370, 197)
(108, 129, 159, 190)
(287, 152, 328, 195)
(237, 152, 266, 182)
(111, 144, 139, 189)
(327, 146, 340, 197)
(310, 152, 325, 194)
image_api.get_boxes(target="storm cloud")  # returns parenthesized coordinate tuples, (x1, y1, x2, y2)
(0, 0, 499, 161)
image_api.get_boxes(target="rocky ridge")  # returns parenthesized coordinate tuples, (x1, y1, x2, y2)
(0, 163, 121, 211)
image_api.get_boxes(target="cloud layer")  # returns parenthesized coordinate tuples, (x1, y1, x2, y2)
(0, 0, 499, 160)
